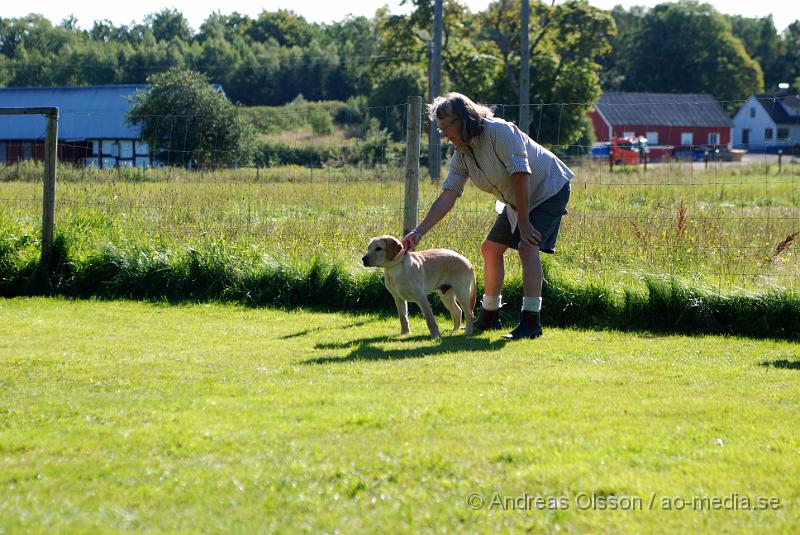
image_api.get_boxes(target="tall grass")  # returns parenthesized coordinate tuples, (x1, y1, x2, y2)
(1, 158, 798, 338)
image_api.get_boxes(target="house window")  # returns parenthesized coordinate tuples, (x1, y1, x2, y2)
(681, 132, 693, 145)
(622, 131, 635, 139)
(23, 142, 33, 160)
(118, 140, 133, 159)
(765, 128, 773, 140)
(749, 107, 756, 118)
(100, 140, 122, 157)
(135, 142, 149, 156)
(0, 142, 6, 163)
(708, 132, 720, 145)
(646, 131, 659, 144)
(777, 128, 789, 140)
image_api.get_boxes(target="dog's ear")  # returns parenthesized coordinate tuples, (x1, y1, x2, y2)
(384, 236, 403, 261)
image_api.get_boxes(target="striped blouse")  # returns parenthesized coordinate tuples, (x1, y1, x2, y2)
(442, 117, 574, 215)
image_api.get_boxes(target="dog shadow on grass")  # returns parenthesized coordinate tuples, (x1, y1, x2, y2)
(760, 359, 800, 370)
(280, 318, 378, 340)
(304, 334, 508, 364)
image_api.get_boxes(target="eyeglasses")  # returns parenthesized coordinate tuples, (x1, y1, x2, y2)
(436, 117, 459, 135)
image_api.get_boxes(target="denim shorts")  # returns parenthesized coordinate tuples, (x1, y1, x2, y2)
(486, 182, 570, 253)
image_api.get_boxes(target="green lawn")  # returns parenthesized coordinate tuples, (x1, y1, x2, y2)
(1, 298, 798, 533)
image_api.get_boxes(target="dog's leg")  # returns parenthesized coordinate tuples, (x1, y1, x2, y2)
(414, 296, 441, 339)
(394, 296, 410, 335)
(440, 288, 462, 331)
(455, 284, 476, 335)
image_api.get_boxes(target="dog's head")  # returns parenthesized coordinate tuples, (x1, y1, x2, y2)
(362, 235, 403, 267)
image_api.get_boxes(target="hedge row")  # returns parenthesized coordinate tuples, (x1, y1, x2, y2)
(2, 236, 798, 340)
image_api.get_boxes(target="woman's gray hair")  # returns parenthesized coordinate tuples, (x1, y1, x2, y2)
(428, 92, 494, 141)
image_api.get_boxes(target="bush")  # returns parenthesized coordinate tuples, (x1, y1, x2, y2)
(308, 110, 334, 136)
(2, 234, 798, 340)
(253, 142, 336, 167)
(246, 98, 348, 135)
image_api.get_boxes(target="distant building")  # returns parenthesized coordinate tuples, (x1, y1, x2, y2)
(732, 94, 800, 153)
(589, 92, 733, 160)
(0, 85, 155, 168)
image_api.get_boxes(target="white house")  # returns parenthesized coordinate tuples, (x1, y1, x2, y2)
(732, 94, 800, 153)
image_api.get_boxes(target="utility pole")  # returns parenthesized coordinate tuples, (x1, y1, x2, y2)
(519, 0, 530, 135)
(428, 0, 443, 181)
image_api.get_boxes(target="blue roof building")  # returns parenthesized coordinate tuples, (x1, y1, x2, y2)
(0, 85, 151, 167)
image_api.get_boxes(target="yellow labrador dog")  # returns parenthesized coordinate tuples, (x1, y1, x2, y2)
(362, 235, 476, 339)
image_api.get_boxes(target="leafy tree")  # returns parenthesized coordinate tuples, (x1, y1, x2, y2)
(126, 69, 254, 166)
(623, 1, 763, 107)
(728, 15, 785, 90)
(145, 9, 193, 42)
(368, 63, 427, 139)
(476, 0, 615, 145)
(599, 5, 647, 90)
(375, 1, 480, 95)
(781, 21, 800, 91)
(309, 109, 334, 135)
(246, 10, 315, 47)
(197, 12, 252, 43)
(319, 16, 377, 98)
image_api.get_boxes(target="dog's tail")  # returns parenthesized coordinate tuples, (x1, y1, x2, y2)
(470, 272, 477, 313)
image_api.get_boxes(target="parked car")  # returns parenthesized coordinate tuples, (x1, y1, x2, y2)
(672, 145, 734, 162)
(591, 137, 649, 165)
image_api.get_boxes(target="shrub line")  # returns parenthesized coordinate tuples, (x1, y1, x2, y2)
(1, 235, 798, 340)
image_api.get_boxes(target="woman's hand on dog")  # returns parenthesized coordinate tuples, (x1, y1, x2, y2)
(401, 230, 422, 251)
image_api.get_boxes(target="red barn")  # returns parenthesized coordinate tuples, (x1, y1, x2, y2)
(589, 92, 733, 160)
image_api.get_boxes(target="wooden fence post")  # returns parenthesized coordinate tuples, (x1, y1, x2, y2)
(404, 96, 421, 236)
(41, 108, 59, 274)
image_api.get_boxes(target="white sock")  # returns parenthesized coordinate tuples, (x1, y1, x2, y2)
(481, 294, 502, 311)
(522, 296, 542, 313)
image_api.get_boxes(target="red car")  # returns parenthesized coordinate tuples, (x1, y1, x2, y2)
(610, 137, 648, 165)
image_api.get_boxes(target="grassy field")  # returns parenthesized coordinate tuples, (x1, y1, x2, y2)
(0, 297, 798, 533)
(1, 159, 798, 296)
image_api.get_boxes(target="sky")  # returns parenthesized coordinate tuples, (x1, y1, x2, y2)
(5, 0, 798, 34)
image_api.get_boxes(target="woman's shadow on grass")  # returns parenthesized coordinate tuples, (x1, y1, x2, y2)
(303, 333, 508, 364)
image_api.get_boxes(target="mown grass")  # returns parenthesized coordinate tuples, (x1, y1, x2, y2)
(0, 297, 798, 533)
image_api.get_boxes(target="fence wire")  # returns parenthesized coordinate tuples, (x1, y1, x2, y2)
(0, 99, 798, 294)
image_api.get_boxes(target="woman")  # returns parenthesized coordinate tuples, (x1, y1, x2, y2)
(400, 92, 572, 340)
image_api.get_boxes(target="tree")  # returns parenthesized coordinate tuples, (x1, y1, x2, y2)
(245, 10, 315, 47)
(126, 69, 254, 166)
(624, 1, 763, 107)
(319, 16, 377, 98)
(781, 21, 800, 91)
(728, 14, 785, 90)
(145, 9, 193, 42)
(197, 11, 253, 43)
(368, 64, 427, 138)
(476, 0, 615, 145)
(599, 5, 647, 90)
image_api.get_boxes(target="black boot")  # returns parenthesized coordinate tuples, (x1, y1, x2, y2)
(472, 307, 503, 330)
(503, 310, 543, 340)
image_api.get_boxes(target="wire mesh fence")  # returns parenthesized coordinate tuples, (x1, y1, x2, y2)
(1, 97, 798, 295)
